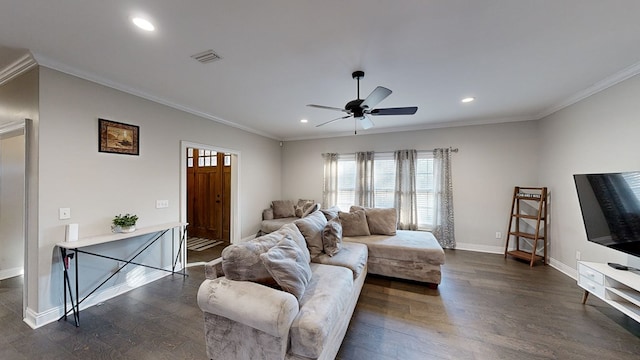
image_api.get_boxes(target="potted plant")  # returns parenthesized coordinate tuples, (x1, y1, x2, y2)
(112, 213, 139, 233)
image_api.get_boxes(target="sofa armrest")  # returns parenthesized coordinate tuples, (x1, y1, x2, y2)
(263, 208, 274, 220)
(197, 277, 299, 338)
(204, 258, 223, 280)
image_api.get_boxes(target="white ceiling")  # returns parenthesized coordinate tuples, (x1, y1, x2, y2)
(2, 1, 640, 140)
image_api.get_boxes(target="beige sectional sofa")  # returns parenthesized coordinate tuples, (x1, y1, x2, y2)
(198, 211, 368, 360)
(197, 206, 445, 360)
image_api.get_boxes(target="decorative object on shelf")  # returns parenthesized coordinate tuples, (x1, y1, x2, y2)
(99, 118, 139, 155)
(112, 213, 139, 233)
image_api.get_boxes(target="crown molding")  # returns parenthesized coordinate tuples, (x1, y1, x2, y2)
(536, 60, 640, 120)
(32, 53, 280, 141)
(282, 114, 537, 142)
(0, 53, 37, 86)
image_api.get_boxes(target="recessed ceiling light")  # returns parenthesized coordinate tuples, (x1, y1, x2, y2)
(300, 119, 308, 123)
(132, 17, 155, 31)
(461, 97, 475, 103)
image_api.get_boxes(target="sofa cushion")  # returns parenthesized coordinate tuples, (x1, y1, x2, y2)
(343, 230, 445, 265)
(272, 200, 296, 219)
(221, 232, 282, 285)
(320, 206, 340, 220)
(290, 263, 354, 358)
(301, 203, 320, 218)
(339, 210, 371, 236)
(321, 217, 342, 256)
(295, 199, 315, 217)
(364, 207, 397, 235)
(261, 217, 297, 234)
(278, 223, 311, 264)
(294, 210, 327, 258)
(260, 236, 313, 301)
(312, 242, 368, 279)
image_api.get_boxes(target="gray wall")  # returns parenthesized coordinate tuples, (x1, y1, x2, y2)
(32, 67, 282, 322)
(539, 73, 640, 274)
(281, 120, 541, 253)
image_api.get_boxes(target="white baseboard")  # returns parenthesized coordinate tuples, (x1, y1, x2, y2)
(0, 266, 23, 280)
(25, 265, 182, 329)
(455, 242, 505, 254)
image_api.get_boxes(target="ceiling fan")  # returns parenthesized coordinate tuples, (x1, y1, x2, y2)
(308, 70, 418, 130)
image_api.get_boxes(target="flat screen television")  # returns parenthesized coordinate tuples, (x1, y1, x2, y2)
(574, 171, 640, 258)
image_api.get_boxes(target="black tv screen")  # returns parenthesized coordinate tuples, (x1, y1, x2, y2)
(574, 172, 640, 258)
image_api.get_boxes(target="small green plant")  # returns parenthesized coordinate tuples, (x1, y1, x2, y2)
(112, 213, 138, 227)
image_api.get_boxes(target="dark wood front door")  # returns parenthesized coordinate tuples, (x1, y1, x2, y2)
(186, 149, 231, 242)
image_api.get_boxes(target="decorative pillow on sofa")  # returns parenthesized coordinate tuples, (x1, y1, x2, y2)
(320, 206, 341, 221)
(301, 203, 320, 218)
(322, 217, 343, 256)
(278, 223, 311, 263)
(260, 235, 313, 301)
(364, 208, 397, 235)
(339, 210, 371, 237)
(294, 210, 327, 258)
(272, 200, 296, 219)
(295, 199, 315, 217)
(221, 232, 282, 285)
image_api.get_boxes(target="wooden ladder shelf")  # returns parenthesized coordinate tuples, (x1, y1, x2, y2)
(504, 186, 548, 267)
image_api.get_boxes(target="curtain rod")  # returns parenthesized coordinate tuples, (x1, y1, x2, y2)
(323, 147, 459, 156)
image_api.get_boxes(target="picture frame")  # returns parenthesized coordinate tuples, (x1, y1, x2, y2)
(98, 118, 139, 155)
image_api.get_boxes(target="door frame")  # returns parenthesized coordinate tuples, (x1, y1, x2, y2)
(180, 141, 241, 251)
(0, 119, 30, 321)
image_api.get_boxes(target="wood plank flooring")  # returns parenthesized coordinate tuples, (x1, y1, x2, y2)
(1, 249, 638, 359)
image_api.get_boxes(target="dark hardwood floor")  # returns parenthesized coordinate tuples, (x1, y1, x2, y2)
(1, 250, 638, 359)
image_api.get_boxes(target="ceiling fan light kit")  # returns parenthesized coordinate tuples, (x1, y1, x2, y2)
(308, 70, 418, 131)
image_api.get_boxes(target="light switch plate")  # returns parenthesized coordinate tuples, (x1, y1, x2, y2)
(156, 200, 169, 209)
(59, 208, 71, 220)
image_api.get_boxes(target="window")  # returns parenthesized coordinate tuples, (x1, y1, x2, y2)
(334, 151, 435, 230)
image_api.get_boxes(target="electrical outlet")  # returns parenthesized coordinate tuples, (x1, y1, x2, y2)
(495, 232, 502, 239)
(59, 208, 71, 220)
(156, 200, 169, 209)
(576, 251, 581, 260)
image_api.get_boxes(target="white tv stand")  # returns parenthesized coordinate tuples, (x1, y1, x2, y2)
(577, 261, 640, 323)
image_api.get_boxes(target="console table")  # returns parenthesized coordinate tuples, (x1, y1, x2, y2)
(56, 222, 188, 327)
(577, 261, 640, 323)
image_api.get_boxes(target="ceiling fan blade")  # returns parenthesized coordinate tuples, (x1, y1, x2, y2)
(359, 115, 374, 130)
(316, 115, 352, 128)
(360, 86, 392, 110)
(307, 104, 348, 113)
(369, 106, 418, 116)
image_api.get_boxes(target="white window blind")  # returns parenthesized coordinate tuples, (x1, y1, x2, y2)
(334, 151, 435, 228)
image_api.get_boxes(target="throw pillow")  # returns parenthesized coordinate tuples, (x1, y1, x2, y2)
(272, 200, 296, 219)
(260, 236, 313, 301)
(294, 210, 327, 258)
(365, 208, 398, 235)
(221, 232, 282, 285)
(349, 205, 365, 213)
(320, 206, 341, 221)
(301, 203, 320, 218)
(339, 210, 371, 237)
(294, 199, 315, 217)
(322, 217, 343, 256)
(278, 223, 311, 263)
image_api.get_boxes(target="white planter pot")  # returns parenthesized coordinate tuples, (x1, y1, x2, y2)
(112, 225, 136, 233)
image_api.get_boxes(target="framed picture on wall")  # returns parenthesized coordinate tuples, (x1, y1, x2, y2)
(98, 118, 139, 155)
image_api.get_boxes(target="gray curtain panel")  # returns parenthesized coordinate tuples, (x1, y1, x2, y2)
(322, 153, 338, 208)
(394, 149, 418, 230)
(355, 151, 375, 207)
(433, 148, 455, 248)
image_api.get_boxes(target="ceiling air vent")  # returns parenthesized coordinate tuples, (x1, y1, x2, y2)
(191, 50, 222, 64)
